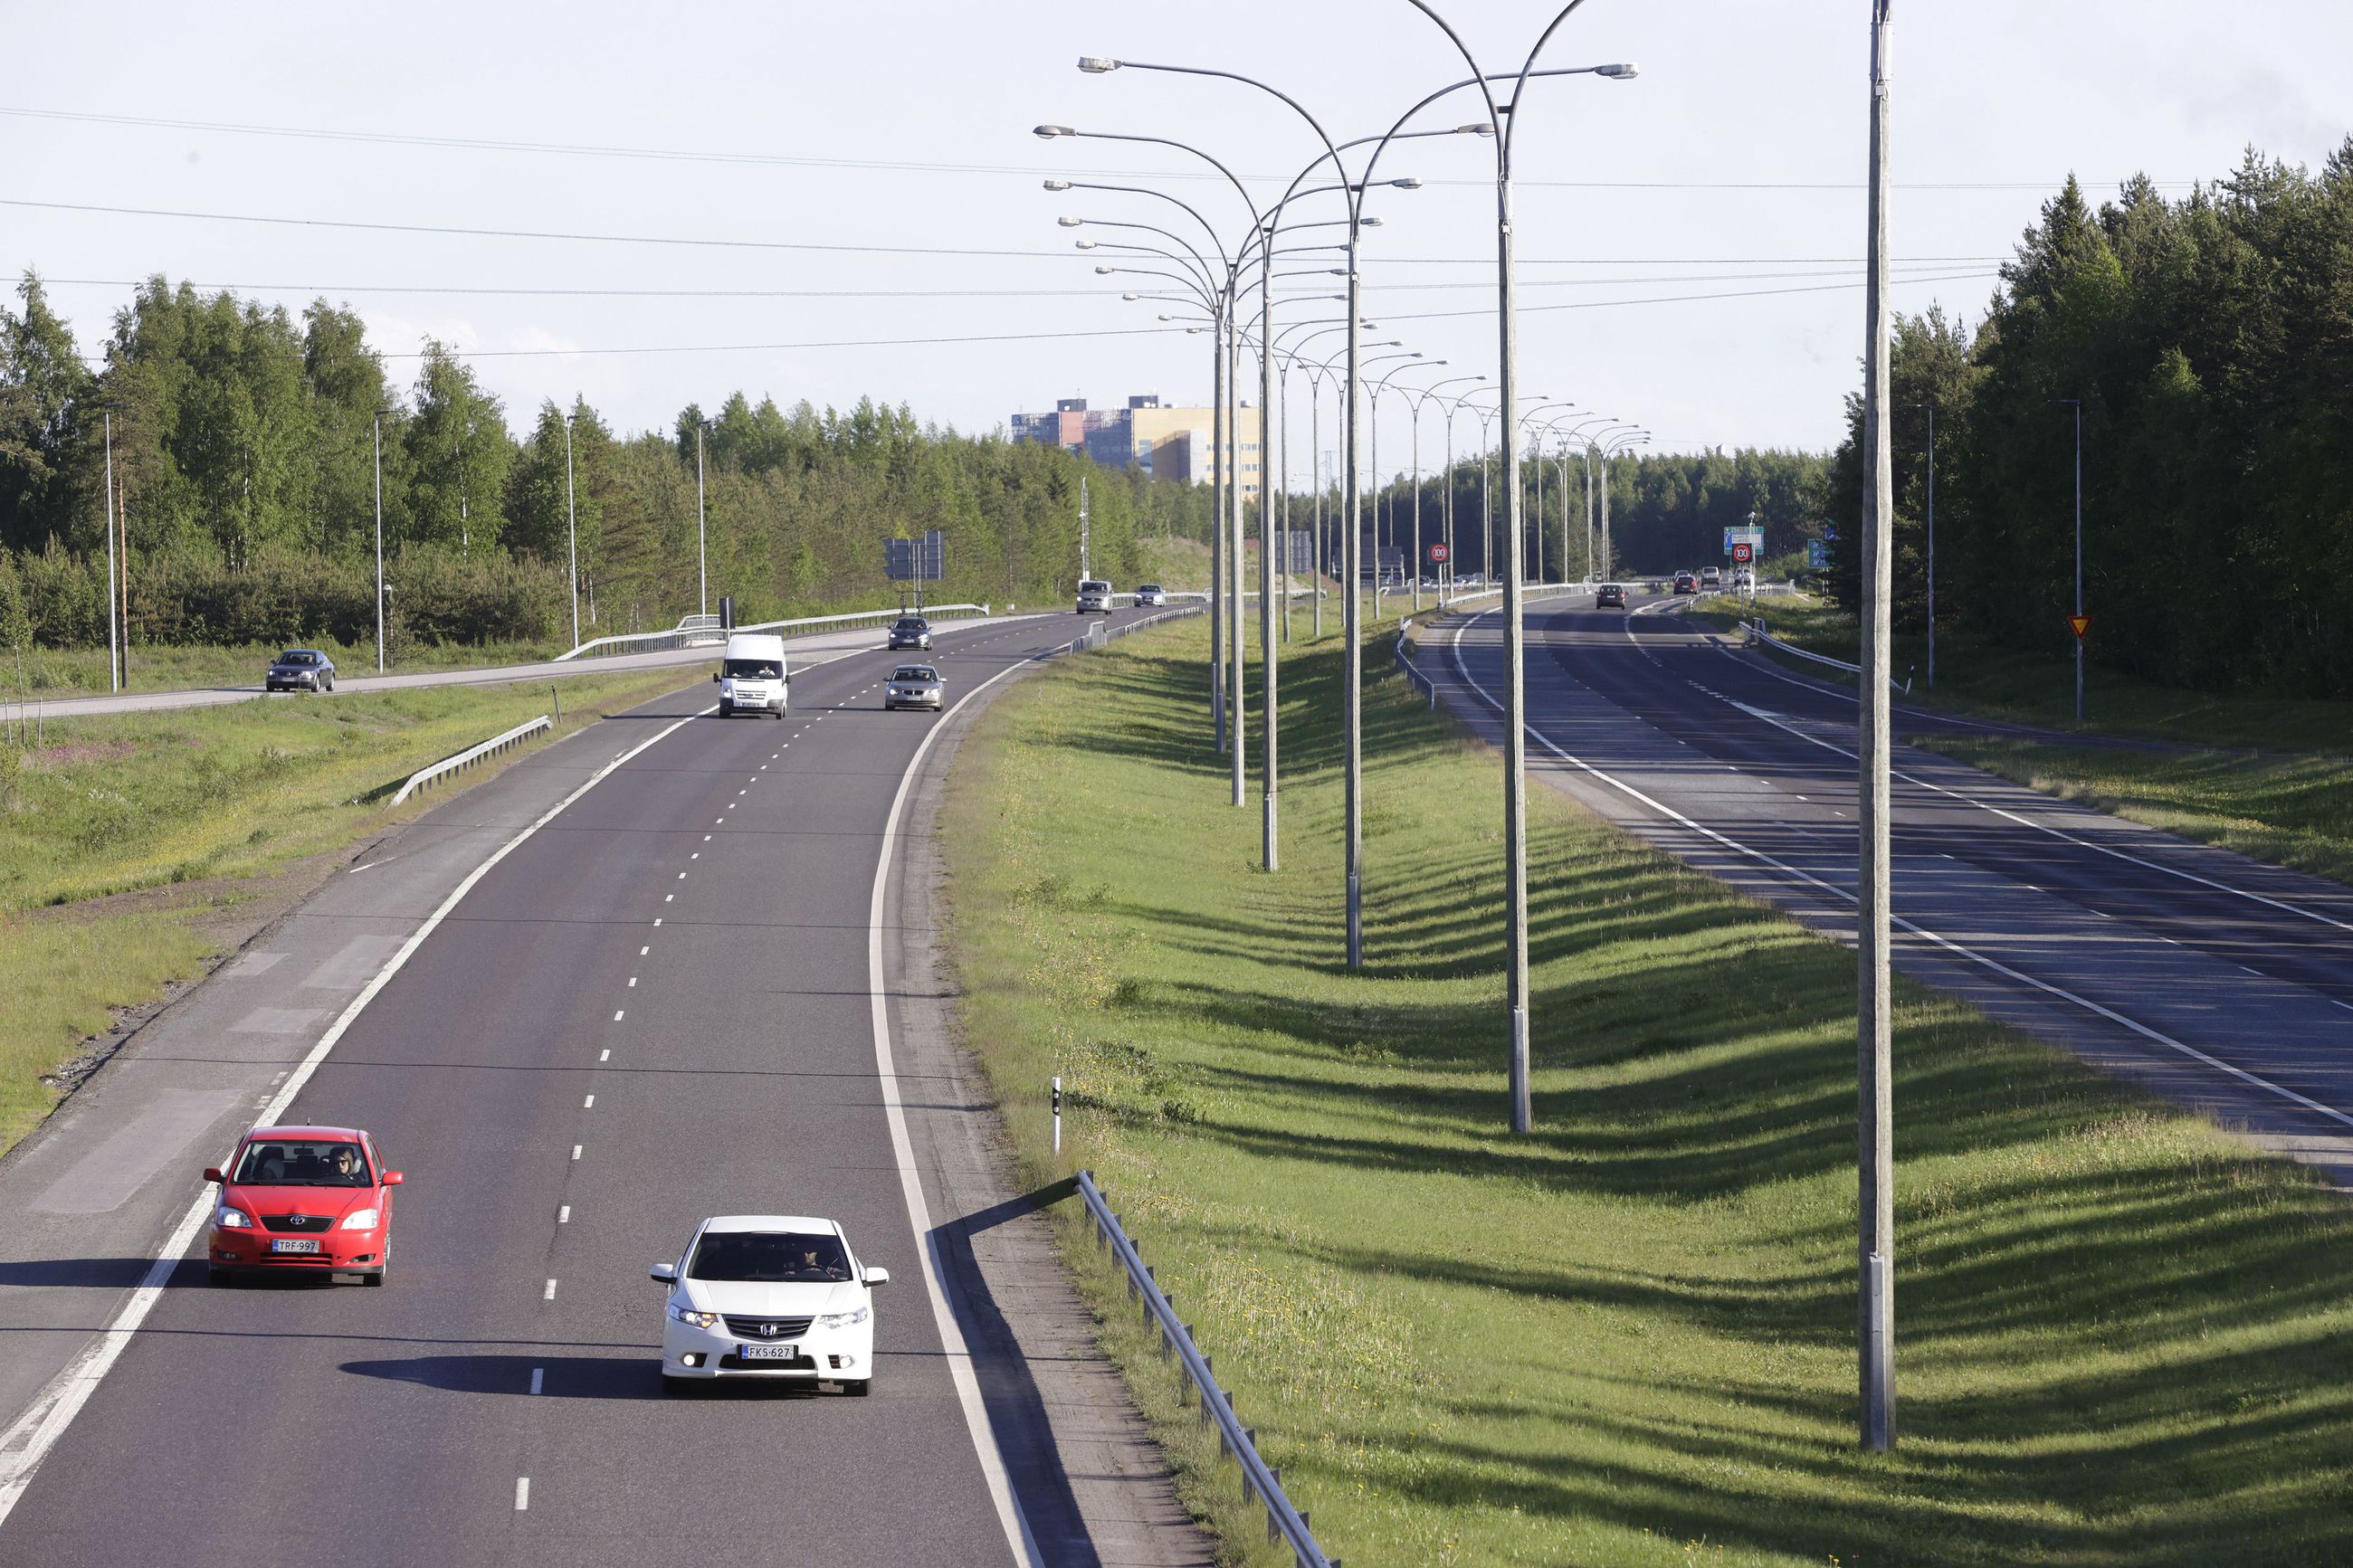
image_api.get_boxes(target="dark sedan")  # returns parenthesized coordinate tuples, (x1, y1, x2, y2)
(1596, 584, 1627, 609)
(266, 649, 336, 692)
(888, 616, 932, 651)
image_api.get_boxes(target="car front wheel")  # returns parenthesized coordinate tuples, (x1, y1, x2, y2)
(841, 1379, 872, 1397)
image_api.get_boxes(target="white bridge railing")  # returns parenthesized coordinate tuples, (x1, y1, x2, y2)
(391, 715, 552, 805)
(557, 603, 993, 661)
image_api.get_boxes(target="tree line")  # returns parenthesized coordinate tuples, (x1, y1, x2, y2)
(1825, 143, 2353, 698)
(0, 274, 1215, 651)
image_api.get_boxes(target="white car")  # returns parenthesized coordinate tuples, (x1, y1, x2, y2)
(1075, 579, 1112, 613)
(714, 632, 789, 719)
(1133, 584, 1168, 607)
(653, 1215, 889, 1395)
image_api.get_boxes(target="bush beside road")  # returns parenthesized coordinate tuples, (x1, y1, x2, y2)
(943, 615, 2353, 1567)
(0, 669, 685, 1154)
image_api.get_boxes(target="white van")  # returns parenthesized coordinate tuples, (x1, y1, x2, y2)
(1075, 579, 1112, 613)
(714, 632, 789, 719)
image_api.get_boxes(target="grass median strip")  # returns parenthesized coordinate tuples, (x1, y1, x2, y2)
(943, 616, 2353, 1567)
(0, 670, 684, 1154)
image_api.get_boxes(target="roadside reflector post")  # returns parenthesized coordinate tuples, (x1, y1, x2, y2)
(1052, 1076, 1062, 1155)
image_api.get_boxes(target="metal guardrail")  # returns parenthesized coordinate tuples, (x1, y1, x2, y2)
(1743, 617, 1912, 694)
(1069, 603, 1205, 653)
(556, 602, 993, 660)
(390, 715, 552, 805)
(1394, 622, 1436, 708)
(1075, 1171, 1336, 1568)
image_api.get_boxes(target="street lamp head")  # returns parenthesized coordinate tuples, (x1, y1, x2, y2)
(1361, 216, 1383, 227)
(1077, 56, 1120, 74)
(1388, 177, 1423, 190)
(1596, 62, 1640, 80)
(1093, 265, 1114, 274)
(1074, 239, 1097, 249)
(1056, 215, 1082, 228)
(1122, 292, 1141, 300)
(1043, 178, 1072, 192)
(1457, 123, 1498, 137)
(1034, 125, 1074, 139)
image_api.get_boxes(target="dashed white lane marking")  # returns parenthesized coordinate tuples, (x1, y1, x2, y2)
(715, 818, 725, 825)
(0, 696, 722, 1530)
(515, 1478, 530, 1511)
(613, 1010, 624, 1022)
(702, 835, 711, 842)
(557, 1205, 570, 1223)
(570, 1145, 582, 1161)
(2240, 965, 2264, 976)
(653, 917, 662, 927)
(583, 1094, 595, 1108)
(664, 894, 673, 903)
(598, 1049, 609, 1062)
(2337, 1001, 2353, 1013)
(543, 1278, 557, 1300)
(677, 870, 687, 879)
(639, 946, 650, 955)
(529, 1367, 545, 1395)
(627, 976, 637, 986)
(690, 853, 699, 860)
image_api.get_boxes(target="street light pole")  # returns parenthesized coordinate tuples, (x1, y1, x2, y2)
(102, 409, 119, 691)
(372, 409, 387, 673)
(563, 411, 580, 652)
(1858, 0, 1899, 1455)
(695, 421, 709, 620)
(1918, 400, 1935, 689)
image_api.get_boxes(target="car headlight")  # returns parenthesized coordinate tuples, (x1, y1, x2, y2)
(668, 1302, 723, 1330)
(339, 1208, 379, 1231)
(815, 1305, 871, 1330)
(216, 1206, 252, 1229)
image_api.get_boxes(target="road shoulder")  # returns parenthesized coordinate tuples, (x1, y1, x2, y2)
(885, 659, 1213, 1567)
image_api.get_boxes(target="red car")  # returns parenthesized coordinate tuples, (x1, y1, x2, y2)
(205, 1125, 402, 1286)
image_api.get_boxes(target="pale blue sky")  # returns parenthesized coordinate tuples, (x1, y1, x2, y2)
(6, 1, 2348, 470)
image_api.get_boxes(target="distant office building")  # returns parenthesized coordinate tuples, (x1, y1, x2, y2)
(1009, 393, 1262, 499)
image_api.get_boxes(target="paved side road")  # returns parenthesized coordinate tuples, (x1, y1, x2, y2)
(19, 609, 1050, 719)
(1427, 592, 2353, 1182)
(0, 608, 1208, 1566)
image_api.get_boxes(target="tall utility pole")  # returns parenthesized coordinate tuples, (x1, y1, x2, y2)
(563, 412, 581, 651)
(1079, 474, 1091, 582)
(372, 410, 388, 673)
(1229, 332, 1246, 808)
(1858, 0, 1899, 1455)
(102, 410, 119, 691)
(1920, 401, 1935, 689)
(695, 422, 710, 619)
(1258, 219, 1281, 870)
(1212, 315, 1228, 753)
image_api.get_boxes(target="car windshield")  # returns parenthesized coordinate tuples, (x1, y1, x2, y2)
(1080, 582, 1110, 594)
(276, 651, 317, 665)
(723, 658, 783, 679)
(895, 619, 927, 631)
(233, 1139, 371, 1186)
(1138, 584, 1163, 594)
(893, 667, 938, 683)
(689, 1231, 852, 1282)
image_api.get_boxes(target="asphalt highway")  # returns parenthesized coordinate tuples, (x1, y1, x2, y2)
(0, 607, 1167, 1565)
(1436, 591, 2353, 1177)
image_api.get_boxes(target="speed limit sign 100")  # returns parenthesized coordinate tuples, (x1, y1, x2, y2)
(1428, 542, 1451, 564)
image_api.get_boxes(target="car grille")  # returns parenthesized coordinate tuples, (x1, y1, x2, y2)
(260, 1212, 334, 1232)
(723, 1314, 814, 1340)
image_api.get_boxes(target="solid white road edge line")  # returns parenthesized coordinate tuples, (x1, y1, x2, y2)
(1445, 613, 2353, 1134)
(866, 653, 1043, 1568)
(0, 698, 717, 1529)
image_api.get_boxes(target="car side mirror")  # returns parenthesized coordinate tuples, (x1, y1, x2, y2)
(651, 1262, 678, 1284)
(203, 1166, 225, 1184)
(711, 671, 720, 682)
(382, 1171, 404, 1186)
(862, 1266, 891, 1288)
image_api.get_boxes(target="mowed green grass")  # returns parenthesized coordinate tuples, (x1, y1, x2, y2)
(0, 670, 684, 1153)
(941, 618, 2353, 1567)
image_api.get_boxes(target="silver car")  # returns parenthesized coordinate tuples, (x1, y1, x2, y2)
(883, 664, 943, 711)
(265, 648, 336, 692)
(1133, 584, 1168, 607)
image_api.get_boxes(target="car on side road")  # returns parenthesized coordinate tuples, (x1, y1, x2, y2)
(205, 1125, 402, 1286)
(1596, 583, 1627, 609)
(1734, 569, 1755, 592)
(1701, 565, 1722, 588)
(265, 649, 336, 692)
(654, 1215, 890, 1395)
(884, 664, 943, 711)
(714, 632, 789, 718)
(888, 615, 932, 651)
(1672, 572, 1699, 595)
(1133, 584, 1168, 607)
(1075, 579, 1112, 613)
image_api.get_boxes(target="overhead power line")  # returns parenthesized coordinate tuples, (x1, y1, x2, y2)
(0, 104, 2199, 192)
(4, 193, 2009, 269)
